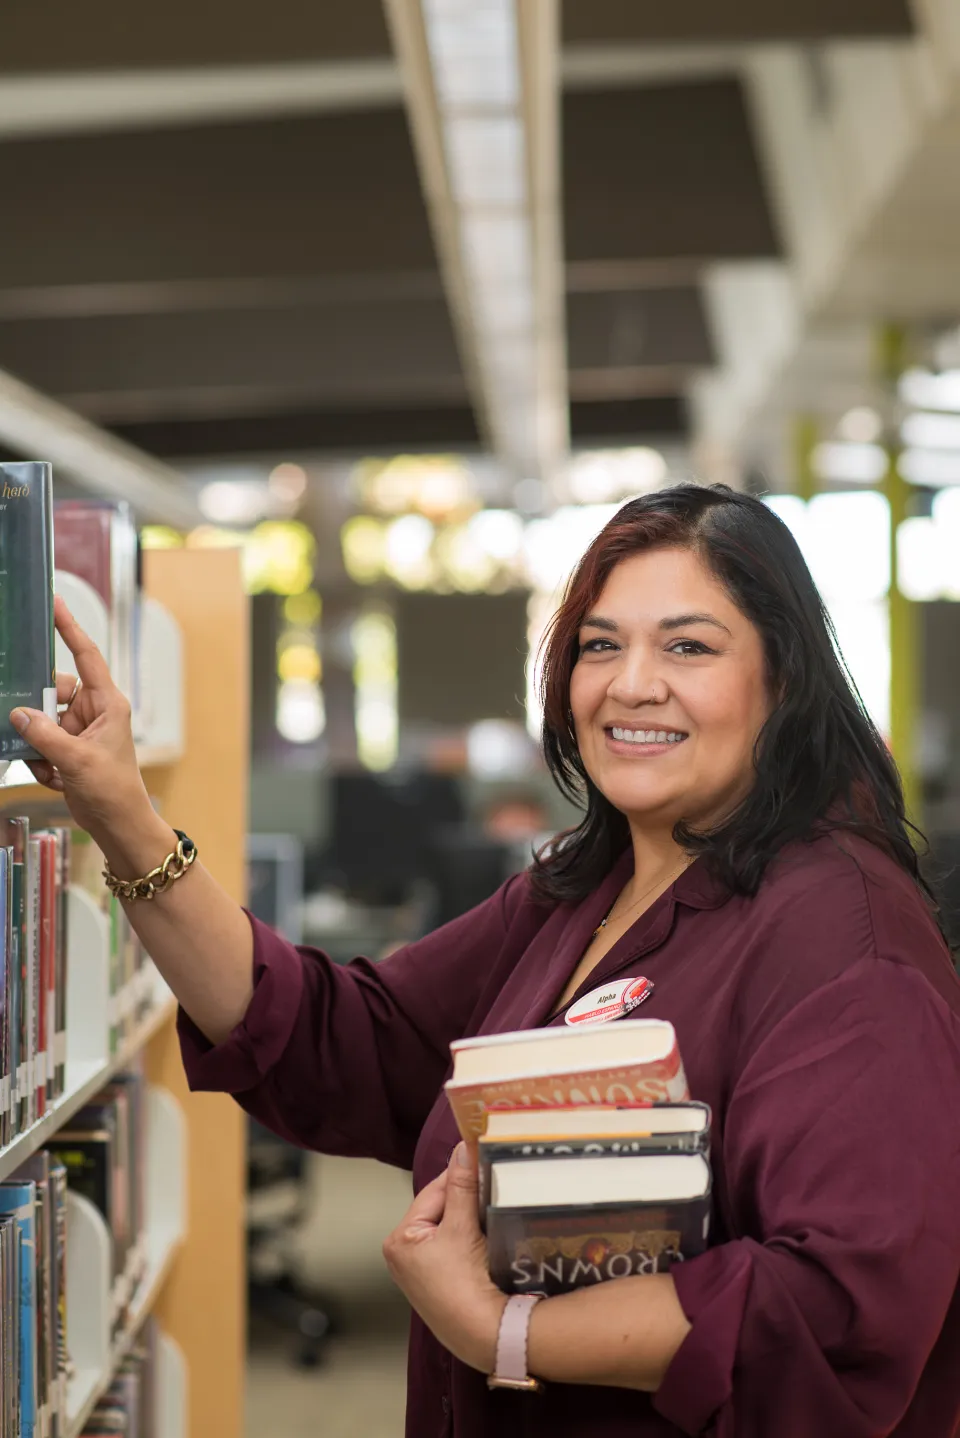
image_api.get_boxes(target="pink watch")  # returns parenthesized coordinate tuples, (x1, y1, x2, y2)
(487, 1293, 545, 1392)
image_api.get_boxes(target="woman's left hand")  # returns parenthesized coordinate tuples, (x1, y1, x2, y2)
(383, 1143, 506, 1372)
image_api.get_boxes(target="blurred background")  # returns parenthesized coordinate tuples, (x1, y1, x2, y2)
(2, 0, 960, 1431)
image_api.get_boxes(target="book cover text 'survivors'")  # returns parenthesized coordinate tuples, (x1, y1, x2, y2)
(0, 463, 57, 761)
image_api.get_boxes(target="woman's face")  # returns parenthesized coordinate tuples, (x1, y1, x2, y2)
(568, 545, 771, 831)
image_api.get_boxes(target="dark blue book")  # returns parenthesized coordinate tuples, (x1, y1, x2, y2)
(0, 462, 57, 763)
(0, 1179, 38, 1438)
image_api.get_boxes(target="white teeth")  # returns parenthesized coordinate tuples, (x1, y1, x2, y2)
(611, 727, 686, 745)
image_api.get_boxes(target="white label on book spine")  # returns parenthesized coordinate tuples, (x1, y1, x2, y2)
(54, 1030, 67, 1067)
(16, 1061, 25, 1105)
(34, 1051, 45, 1096)
(42, 686, 58, 721)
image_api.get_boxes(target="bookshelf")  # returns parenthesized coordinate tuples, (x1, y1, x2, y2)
(0, 545, 249, 1438)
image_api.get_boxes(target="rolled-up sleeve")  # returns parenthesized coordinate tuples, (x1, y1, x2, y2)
(177, 873, 530, 1169)
(653, 958, 960, 1437)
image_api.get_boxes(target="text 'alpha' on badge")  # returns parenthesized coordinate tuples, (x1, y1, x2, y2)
(564, 975, 654, 1027)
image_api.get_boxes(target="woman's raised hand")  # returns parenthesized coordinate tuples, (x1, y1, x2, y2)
(8, 596, 153, 846)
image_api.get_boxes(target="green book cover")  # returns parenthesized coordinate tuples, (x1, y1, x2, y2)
(0, 462, 57, 762)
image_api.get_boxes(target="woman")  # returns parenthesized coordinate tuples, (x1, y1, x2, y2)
(13, 484, 960, 1437)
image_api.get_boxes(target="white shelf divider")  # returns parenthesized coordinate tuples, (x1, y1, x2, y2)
(64, 1192, 112, 1420)
(64, 1082, 187, 1438)
(155, 1333, 188, 1438)
(54, 571, 110, 680)
(65, 886, 110, 1073)
(139, 596, 184, 761)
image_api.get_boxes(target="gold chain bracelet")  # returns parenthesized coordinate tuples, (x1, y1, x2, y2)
(103, 829, 198, 902)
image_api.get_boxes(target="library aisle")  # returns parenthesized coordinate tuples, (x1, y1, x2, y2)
(246, 1156, 411, 1438)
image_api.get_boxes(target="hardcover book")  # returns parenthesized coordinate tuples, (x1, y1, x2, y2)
(0, 847, 8, 1147)
(0, 1180, 38, 1438)
(52, 499, 137, 711)
(485, 1151, 711, 1296)
(445, 1020, 688, 1142)
(0, 462, 57, 763)
(2, 818, 29, 1138)
(478, 1101, 712, 1211)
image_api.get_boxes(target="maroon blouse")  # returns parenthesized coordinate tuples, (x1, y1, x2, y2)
(179, 833, 960, 1437)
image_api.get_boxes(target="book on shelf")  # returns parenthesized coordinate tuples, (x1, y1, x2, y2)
(0, 1066, 158, 1438)
(17, 1152, 65, 1438)
(445, 1019, 689, 1143)
(46, 1061, 147, 1331)
(53, 500, 139, 722)
(79, 1324, 158, 1438)
(1, 820, 72, 1146)
(446, 1020, 712, 1295)
(0, 1177, 38, 1438)
(0, 461, 57, 765)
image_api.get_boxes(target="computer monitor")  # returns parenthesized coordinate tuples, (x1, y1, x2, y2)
(326, 769, 465, 904)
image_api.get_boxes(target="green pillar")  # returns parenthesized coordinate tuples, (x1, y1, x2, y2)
(883, 445, 920, 823)
(794, 416, 819, 503)
(875, 324, 919, 825)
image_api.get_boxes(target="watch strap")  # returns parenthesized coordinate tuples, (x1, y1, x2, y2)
(487, 1293, 544, 1392)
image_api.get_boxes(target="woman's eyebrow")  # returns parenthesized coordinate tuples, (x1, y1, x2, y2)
(659, 612, 731, 635)
(580, 615, 619, 633)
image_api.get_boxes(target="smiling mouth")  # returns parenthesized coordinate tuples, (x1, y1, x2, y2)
(608, 726, 689, 745)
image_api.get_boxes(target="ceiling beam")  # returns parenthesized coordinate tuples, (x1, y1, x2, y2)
(0, 367, 199, 525)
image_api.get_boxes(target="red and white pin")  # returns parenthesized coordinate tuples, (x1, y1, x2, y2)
(564, 975, 655, 1027)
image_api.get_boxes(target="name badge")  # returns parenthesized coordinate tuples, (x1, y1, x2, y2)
(564, 976, 654, 1027)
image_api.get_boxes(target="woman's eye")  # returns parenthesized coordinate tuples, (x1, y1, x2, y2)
(578, 638, 616, 656)
(667, 639, 713, 657)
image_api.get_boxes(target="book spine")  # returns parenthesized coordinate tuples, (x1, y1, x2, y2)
(37, 836, 57, 1110)
(53, 830, 69, 1099)
(0, 848, 9, 1148)
(0, 1184, 38, 1438)
(50, 1162, 68, 1433)
(478, 1130, 711, 1211)
(27, 837, 41, 1125)
(4, 819, 28, 1138)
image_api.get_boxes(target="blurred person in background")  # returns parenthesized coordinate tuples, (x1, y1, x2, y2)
(15, 483, 960, 1438)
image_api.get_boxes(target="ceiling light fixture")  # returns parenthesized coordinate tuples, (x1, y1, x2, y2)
(384, 0, 568, 494)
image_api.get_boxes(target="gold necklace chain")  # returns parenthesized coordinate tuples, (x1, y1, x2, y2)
(592, 855, 692, 939)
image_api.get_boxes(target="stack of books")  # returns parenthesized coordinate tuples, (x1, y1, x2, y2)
(1, 823, 71, 1146)
(445, 1020, 712, 1295)
(0, 1151, 70, 1438)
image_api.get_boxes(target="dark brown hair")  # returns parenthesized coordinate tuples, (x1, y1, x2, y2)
(531, 483, 930, 911)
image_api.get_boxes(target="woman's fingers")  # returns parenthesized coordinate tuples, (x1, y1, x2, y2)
(10, 706, 82, 774)
(53, 597, 114, 693)
(26, 760, 64, 792)
(55, 671, 81, 704)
